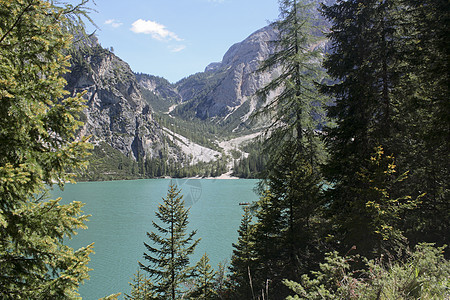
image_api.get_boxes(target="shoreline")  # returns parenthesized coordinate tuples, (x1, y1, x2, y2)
(73, 174, 257, 183)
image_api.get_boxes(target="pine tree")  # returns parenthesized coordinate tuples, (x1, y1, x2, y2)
(125, 269, 155, 300)
(139, 184, 200, 300)
(257, 0, 327, 157)
(250, 143, 326, 297)
(394, 0, 450, 250)
(0, 0, 94, 298)
(189, 253, 216, 300)
(321, 0, 411, 259)
(228, 206, 257, 299)
(322, 0, 449, 258)
(338, 146, 418, 258)
(240, 0, 328, 296)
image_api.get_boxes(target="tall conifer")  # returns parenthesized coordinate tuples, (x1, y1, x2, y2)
(0, 0, 94, 298)
(228, 206, 257, 299)
(321, 0, 409, 259)
(322, 0, 449, 257)
(396, 0, 450, 250)
(139, 184, 200, 300)
(236, 0, 328, 296)
(189, 253, 216, 299)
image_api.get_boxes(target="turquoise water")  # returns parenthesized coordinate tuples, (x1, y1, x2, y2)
(52, 178, 259, 299)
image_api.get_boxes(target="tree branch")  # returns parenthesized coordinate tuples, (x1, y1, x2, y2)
(0, 1, 35, 45)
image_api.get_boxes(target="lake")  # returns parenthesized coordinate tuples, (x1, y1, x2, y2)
(52, 178, 259, 299)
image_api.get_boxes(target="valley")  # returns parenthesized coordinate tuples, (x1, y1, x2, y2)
(66, 25, 284, 180)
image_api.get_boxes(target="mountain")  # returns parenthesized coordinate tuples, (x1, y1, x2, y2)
(64, 1, 331, 179)
(138, 16, 328, 132)
(136, 25, 281, 133)
(65, 44, 190, 179)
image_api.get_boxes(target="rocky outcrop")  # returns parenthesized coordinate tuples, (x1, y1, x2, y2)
(173, 26, 280, 123)
(135, 73, 181, 103)
(163, 0, 333, 126)
(66, 46, 178, 161)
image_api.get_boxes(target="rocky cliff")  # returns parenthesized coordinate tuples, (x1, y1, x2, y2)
(66, 45, 179, 162)
(168, 25, 281, 127)
(200, 26, 279, 119)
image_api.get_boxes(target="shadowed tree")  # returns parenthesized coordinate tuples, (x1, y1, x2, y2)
(189, 253, 216, 299)
(240, 0, 328, 296)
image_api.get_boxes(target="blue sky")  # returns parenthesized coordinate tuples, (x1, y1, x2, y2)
(82, 0, 280, 83)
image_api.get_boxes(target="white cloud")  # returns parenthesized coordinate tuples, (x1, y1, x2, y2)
(104, 19, 123, 28)
(169, 45, 186, 53)
(130, 19, 182, 41)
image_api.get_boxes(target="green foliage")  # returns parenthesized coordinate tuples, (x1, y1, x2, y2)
(232, 140, 267, 179)
(322, 0, 449, 257)
(284, 251, 355, 299)
(285, 243, 450, 299)
(321, 0, 407, 200)
(77, 142, 141, 181)
(189, 253, 217, 299)
(247, 142, 326, 297)
(360, 147, 418, 244)
(139, 184, 200, 300)
(392, 0, 450, 250)
(143, 155, 228, 179)
(230, 0, 329, 296)
(155, 113, 223, 151)
(226, 0, 450, 298)
(0, 0, 94, 298)
(327, 146, 419, 259)
(228, 207, 257, 299)
(77, 139, 231, 181)
(125, 269, 154, 300)
(256, 0, 328, 152)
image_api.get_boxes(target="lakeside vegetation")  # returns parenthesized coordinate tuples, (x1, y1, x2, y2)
(1, 0, 448, 299)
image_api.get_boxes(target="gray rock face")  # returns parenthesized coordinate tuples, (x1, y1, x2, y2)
(173, 26, 281, 122)
(135, 73, 181, 103)
(66, 47, 173, 161)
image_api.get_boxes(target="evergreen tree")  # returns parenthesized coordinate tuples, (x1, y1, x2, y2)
(321, 0, 412, 259)
(394, 0, 450, 250)
(189, 253, 216, 300)
(257, 0, 327, 156)
(284, 243, 450, 299)
(0, 0, 94, 298)
(338, 146, 418, 258)
(250, 143, 326, 297)
(214, 260, 229, 299)
(125, 269, 155, 300)
(139, 184, 200, 300)
(228, 206, 257, 299)
(322, 0, 449, 258)
(238, 0, 328, 296)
